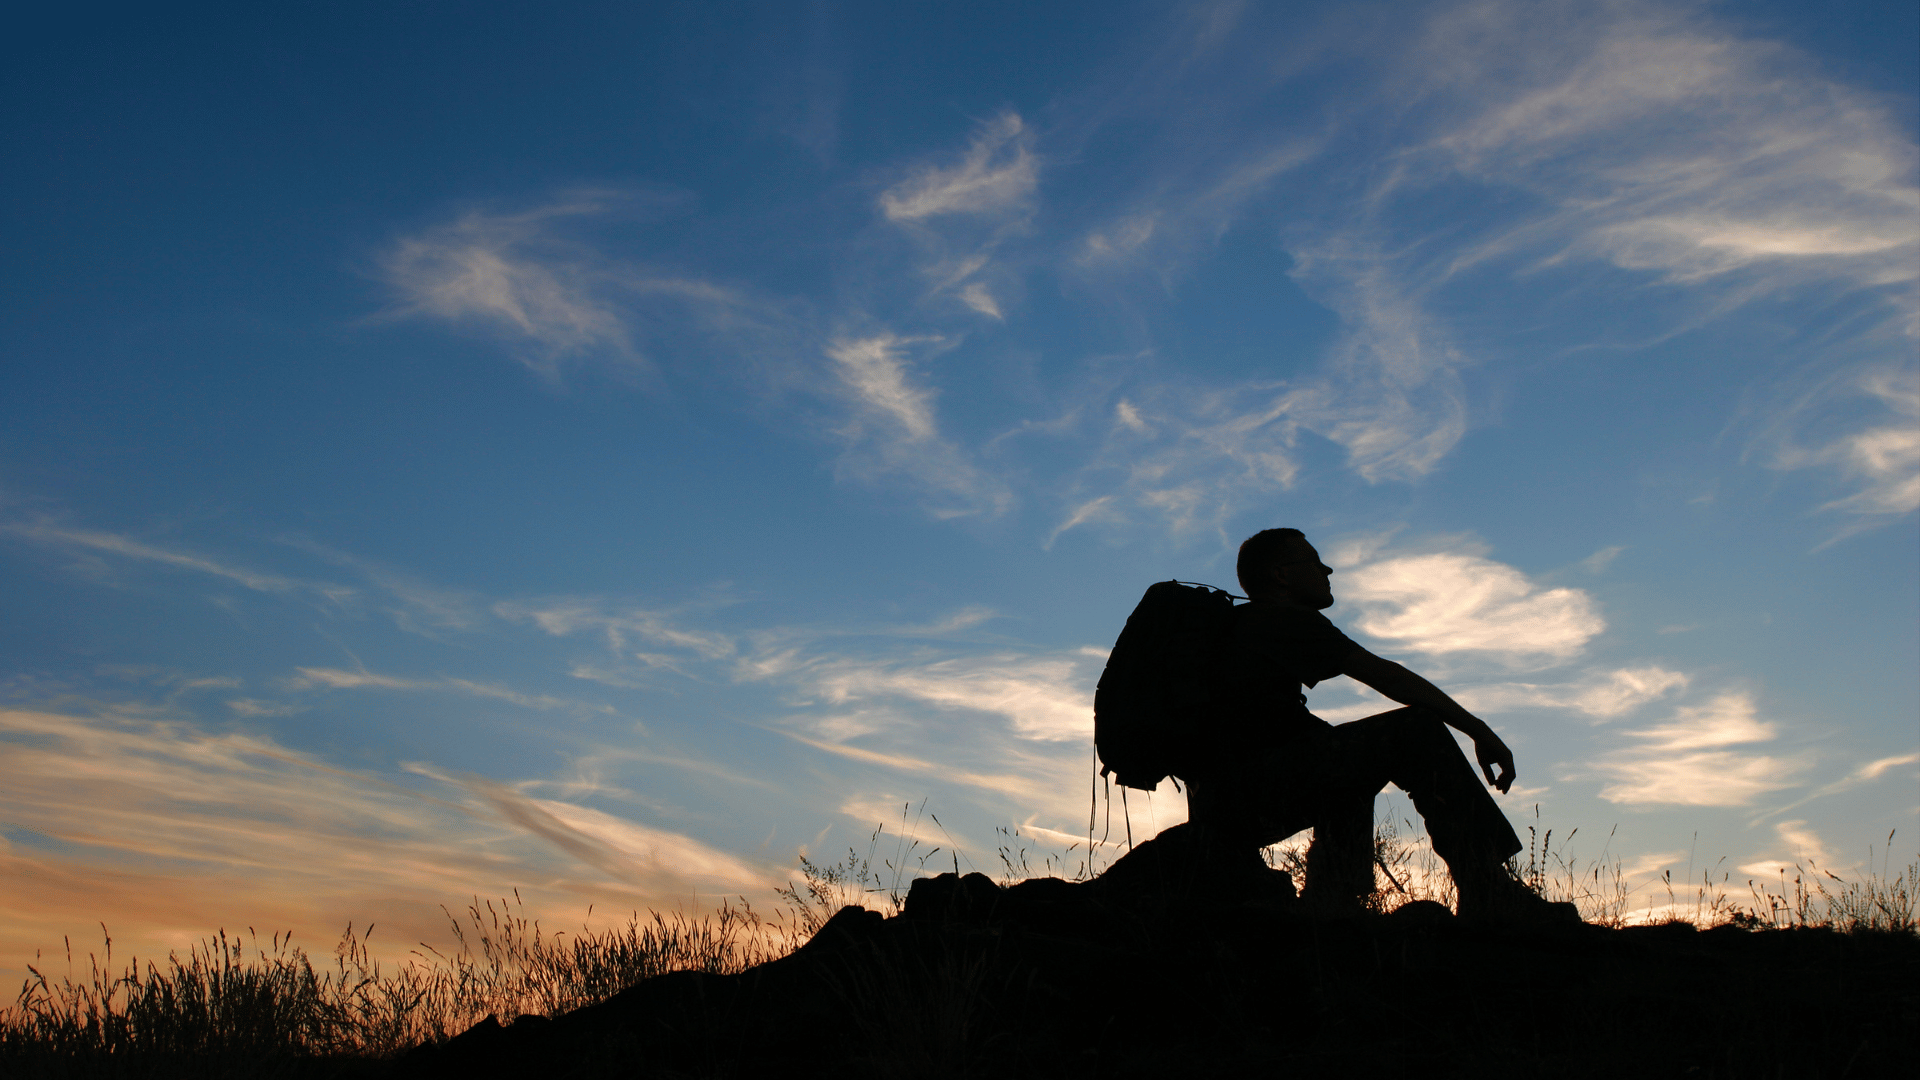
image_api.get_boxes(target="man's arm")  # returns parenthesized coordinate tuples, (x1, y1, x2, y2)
(1338, 646, 1516, 793)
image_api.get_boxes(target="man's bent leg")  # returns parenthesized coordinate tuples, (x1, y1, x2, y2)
(1301, 783, 1376, 910)
(1324, 709, 1522, 896)
(1284, 724, 1386, 910)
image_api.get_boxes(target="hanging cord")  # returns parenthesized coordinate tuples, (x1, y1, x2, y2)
(1171, 580, 1247, 600)
(1087, 746, 1099, 879)
(1121, 785, 1134, 851)
(1099, 772, 1115, 867)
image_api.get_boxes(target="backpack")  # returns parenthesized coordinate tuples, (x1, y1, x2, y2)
(1093, 580, 1242, 791)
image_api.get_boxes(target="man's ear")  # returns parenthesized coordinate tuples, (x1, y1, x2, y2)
(1264, 561, 1289, 594)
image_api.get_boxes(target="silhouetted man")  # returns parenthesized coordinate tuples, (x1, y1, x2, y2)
(1183, 528, 1574, 922)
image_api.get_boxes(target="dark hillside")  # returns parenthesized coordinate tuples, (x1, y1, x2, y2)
(403, 832, 1919, 1080)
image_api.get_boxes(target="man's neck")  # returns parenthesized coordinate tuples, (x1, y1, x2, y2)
(1253, 590, 1334, 612)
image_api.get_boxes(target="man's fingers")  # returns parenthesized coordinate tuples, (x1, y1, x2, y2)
(1481, 761, 1496, 785)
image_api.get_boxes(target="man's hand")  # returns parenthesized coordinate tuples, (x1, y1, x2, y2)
(1474, 732, 1515, 794)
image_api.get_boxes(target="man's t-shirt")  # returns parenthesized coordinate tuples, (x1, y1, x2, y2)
(1209, 600, 1360, 757)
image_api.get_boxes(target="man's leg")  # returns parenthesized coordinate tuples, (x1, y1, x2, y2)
(1188, 725, 1391, 909)
(1317, 709, 1526, 906)
(1300, 777, 1377, 910)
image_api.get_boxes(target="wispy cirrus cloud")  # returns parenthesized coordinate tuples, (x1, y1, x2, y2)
(378, 195, 749, 377)
(1455, 665, 1689, 719)
(1769, 368, 1920, 534)
(1739, 819, 1838, 877)
(1748, 750, 1920, 826)
(0, 520, 511, 640)
(1052, 405, 1280, 540)
(1045, 0, 1916, 535)
(803, 651, 1094, 743)
(1408, 0, 1918, 524)
(1313, 0, 1917, 498)
(824, 333, 1010, 516)
(736, 633, 1124, 848)
(380, 198, 636, 371)
(829, 333, 941, 440)
(495, 597, 739, 689)
(877, 112, 1036, 327)
(1422, 0, 1918, 299)
(288, 667, 608, 714)
(378, 187, 1014, 520)
(781, 732, 1036, 800)
(1052, 248, 1470, 540)
(1, 521, 330, 598)
(498, 599, 737, 660)
(1589, 692, 1804, 806)
(0, 707, 778, 987)
(286, 539, 487, 634)
(1270, 246, 1472, 485)
(879, 112, 1036, 223)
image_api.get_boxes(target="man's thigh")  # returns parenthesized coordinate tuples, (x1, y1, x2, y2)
(1323, 706, 1475, 791)
(1188, 710, 1453, 843)
(1317, 707, 1430, 791)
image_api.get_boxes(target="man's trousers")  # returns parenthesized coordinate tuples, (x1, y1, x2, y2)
(1182, 707, 1523, 901)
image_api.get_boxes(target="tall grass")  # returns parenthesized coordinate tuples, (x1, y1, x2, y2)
(1348, 808, 1918, 932)
(2, 896, 793, 1074)
(4, 823, 1913, 1074)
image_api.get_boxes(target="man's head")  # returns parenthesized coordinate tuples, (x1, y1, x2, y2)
(1237, 528, 1335, 609)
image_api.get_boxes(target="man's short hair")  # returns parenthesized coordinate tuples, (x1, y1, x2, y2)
(1237, 527, 1311, 597)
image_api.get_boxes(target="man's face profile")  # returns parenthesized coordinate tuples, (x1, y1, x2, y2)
(1269, 538, 1335, 610)
(1277, 560, 1335, 610)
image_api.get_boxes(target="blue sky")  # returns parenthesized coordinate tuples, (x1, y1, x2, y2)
(3, 0, 1915, 976)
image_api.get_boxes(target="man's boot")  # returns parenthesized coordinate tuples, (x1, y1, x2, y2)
(1453, 863, 1582, 926)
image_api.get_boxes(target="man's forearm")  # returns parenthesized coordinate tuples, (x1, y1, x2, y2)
(1341, 650, 1490, 739)
(1339, 645, 1517, 791)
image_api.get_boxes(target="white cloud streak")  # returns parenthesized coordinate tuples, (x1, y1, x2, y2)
(1339, 550, 1605, 662)
(804, 652, 1095, 743)
(1455, 666, 1688, 718)
(1277, 257, 1471, 483)
(381, 200, 637, 371)
(828, 333, 940, 440)
(1425, 2, 1918, 298)
(289, 667, 602, 713)
(1591, 692, 1803, 806)
(379, 195, 754, 380)
(1851, 752, 1920, 783)
(287, 540, 487, 634)
(879, 113, 1036, 222)
(1, 522, 507, 640)
(1739, 819, 1837, 877)
(1773, 368, 1920, 526)
(0, 708, 779, 987)
(1055, 0, 1917, 531)
(823, 333, 1009, 516)
(958, 282, 1003, 319)
(498, 599, 737, 660)
(2, 522, 320, 596)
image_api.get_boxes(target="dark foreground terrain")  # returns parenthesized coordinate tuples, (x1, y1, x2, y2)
(400, 828, 1916, 1080)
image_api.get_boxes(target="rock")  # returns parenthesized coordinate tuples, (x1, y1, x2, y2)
(902, 870, 1004, 921)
